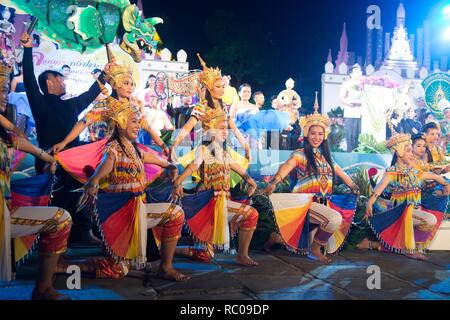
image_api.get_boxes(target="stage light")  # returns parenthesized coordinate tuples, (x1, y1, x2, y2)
(444, 5, 450, 17)
(444, 27, 450, 40)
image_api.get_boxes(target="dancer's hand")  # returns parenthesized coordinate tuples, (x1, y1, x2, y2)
(168, 146, 177, 162)
(350, 183, 360, 196)
(170, 183, 184, 202)
(103, 57, 117, 74)
(76, 181, 98, 212)
(52, 141, 67, 154)
(444, 184, 450, 195)
(263, 183, 276, 195)
(84, 179, 99, 197)
(166, 164, 178, 182)
(364, 205, 373, 221)
(43, 161, 57, 175)
(162, 145, 171, 158)
(246, 178, 257, 197)
(20, 32, 32, 48)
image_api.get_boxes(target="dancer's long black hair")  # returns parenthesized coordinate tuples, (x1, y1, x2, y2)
(303, 134, 335, 182)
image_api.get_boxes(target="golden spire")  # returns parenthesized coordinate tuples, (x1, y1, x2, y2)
(197, 53, 222, 91)
(299, 91, 331, 139)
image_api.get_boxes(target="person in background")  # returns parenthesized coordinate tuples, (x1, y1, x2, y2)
(439, 99, 450, 155)
(60, 64, 76, 100)
(339, 64, 363, 152)
(221, 75, 239, 112)
(253, 91, 265, 110)
(20, 31, 113, 244)
(167, 94, 194, 129)
(229, 83, 258, 120)
(401, 107, 421, 136)
(10, 63, 24, 92)
(140, 95, 174, 144)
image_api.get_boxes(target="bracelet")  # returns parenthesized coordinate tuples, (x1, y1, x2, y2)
(270, 173, 282, 185)
(86, 181, 99, 189)
(37, 148, 44, 159)
(372, 192, 380, 199)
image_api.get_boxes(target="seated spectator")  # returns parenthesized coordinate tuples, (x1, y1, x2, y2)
(139, 95, 174, 145)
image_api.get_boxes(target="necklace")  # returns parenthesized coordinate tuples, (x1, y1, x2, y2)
(119, 137, 144, 174)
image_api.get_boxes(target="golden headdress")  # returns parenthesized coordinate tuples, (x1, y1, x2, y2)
(386, 133, 412, 157)
(194, 100, 228, 131)
(299, 92, 331, 139)
(104, 63, 133, 89)
(197, 53, 222, 92)
(106, 96, 138, 130)
(96, 79, 138, 130)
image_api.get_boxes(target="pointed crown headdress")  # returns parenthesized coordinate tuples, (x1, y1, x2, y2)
(95, 46, 138, 130)
(103, 44, 134, 88)
(197, 53, 222, 92)
(299, 92, 331, 139)
(104, 95, 138, 130)
(104, 63, 133, 89)
(386, 132, 411, 157)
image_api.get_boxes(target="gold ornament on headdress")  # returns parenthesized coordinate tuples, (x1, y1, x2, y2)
(94, 46, 138, 130)
(194, 100, 228, 131)
(103, 45, 133, 89)
(96, 79, 138, 130)
(197, 53, 222, 92)
(106, 96, 138, 130)
(386, 133, 411, 157)
(208, 107, 228, 130)
(299, 92, 331, 139)
(104, 63, 133, 89)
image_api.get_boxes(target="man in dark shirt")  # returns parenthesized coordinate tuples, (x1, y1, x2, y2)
(21, 32, 112, 172)
(166, 95, 194, 128)
(20, 32, 114, 244)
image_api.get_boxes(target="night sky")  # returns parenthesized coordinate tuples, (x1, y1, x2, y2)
(143, 0, 449, 108)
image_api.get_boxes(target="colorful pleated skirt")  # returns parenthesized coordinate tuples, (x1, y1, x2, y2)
(55, 139, 164, 186)
(368, 193, 448, 253)
(269, 193, 357, 254)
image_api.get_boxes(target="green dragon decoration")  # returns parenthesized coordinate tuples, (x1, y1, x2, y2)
(4, 0, 163, 62)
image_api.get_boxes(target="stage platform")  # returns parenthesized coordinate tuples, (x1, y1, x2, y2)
(1, 247, 448, 300)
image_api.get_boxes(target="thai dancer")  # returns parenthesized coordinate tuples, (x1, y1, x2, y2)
(421, 122, 449, 174)
(359, 133, 449, 260)
(171, 62, 259, 266)
(0, 63, 72, 299)
(77, 87, 189, 281)
(264, 93, 359, 263)
(168, 54, 251, 164)
(54, 59, 168, 187)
